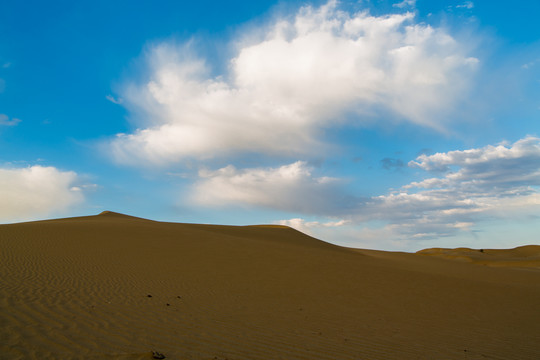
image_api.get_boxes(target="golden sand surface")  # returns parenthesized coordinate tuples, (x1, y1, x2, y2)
(1, 211, 539, 359)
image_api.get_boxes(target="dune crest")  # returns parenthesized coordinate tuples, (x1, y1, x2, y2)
(96, 210, 150, 220)
(1, 213, 540, 359)
(98, 210, 126, 216)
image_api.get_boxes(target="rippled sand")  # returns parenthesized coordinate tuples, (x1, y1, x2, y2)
(1, 211, 540, 359)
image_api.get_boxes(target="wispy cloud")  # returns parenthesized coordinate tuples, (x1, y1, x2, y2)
(393, 0, 416, 9)
(408, 136, 540, 175)
(0, 165, 85, 223)
(106, 94, 123, 104)
(111, 0, 478, 166)
(521, 58, 540, 70)
(456, 1, 474, 9)
(0, 114, 21, 126)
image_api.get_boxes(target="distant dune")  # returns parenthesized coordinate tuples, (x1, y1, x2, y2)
(1, 212, 540, 359)
(417, 245, 540, 268)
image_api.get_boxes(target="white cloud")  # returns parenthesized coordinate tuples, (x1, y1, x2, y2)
(409, 136, 540, 180)
(161, 133, 540, 250)
(248, 137, 540, 247)
(393, 0, 416, 9)
(0, 166, 84, 222)
(360, 136, 540, 239)
(190, 136, 540, 243)
(521, 58, 540, 70)
(0, 114, 21, 126)
(111, 1, 478, 165)
(191, 161, 346, 213)
(456, 1, 474, 9)
(106, 94, 123, 104)
(276, 217, 348, 235)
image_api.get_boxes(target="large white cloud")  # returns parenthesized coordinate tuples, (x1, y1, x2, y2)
(0, 166, 84, 222)
(111, 0, 478, 165)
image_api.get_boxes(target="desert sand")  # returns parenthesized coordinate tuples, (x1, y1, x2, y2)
(1, 211, 539, 359)
(417, 245, 540, 268)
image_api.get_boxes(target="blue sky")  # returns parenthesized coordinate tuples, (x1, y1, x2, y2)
(1, 0, 539, 251)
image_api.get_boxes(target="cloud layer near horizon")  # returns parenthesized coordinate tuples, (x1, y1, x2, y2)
(0, 166, 83, 222)
(111, 1, 477, 165)
(210, 136, 540, 242)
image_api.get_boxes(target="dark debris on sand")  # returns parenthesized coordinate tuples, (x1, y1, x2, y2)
(152, 350, 165, 359)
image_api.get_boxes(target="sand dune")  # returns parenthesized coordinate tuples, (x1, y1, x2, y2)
(1, 211, 540, 359)
(417, 245, 540, 269)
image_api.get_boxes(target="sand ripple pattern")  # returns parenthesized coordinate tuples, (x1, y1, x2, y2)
(2, 212, 540, 359)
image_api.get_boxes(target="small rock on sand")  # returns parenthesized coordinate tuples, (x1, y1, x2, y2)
(152, 350, 165, 359)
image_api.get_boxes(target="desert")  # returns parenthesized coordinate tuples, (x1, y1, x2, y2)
(3, 1, 540, 359)
(1, 211, 539, 359)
